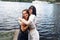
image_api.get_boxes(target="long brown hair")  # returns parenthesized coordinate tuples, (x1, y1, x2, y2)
(22, 9, 30, 20)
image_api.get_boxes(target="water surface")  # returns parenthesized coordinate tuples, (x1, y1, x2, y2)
(0, 1, 60, 40)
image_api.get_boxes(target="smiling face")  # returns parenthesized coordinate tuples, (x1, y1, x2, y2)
(29, 6, 36, 16)
(22, 11, 29, 20)
(29, 8, 33, 15)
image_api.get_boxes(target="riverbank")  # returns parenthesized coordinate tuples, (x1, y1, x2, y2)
(0, 31, 14, 40)
(0, 29, 20, 40)
(13, 29, 20, 40)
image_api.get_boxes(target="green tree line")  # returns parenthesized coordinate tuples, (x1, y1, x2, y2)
(1, 0, 60, 2)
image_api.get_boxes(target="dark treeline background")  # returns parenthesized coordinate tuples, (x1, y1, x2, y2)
(1, 0, 60, 2)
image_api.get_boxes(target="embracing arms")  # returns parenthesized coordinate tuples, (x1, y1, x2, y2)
(19, 15, 35, 25)
(18, 19, 28, 32)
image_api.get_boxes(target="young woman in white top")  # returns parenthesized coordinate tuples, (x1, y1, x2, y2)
(19, 6, 39, 40)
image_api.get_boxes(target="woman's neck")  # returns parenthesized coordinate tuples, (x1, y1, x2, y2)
(23, 18, 28, 21)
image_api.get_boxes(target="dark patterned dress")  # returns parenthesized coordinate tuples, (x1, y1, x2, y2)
(17, 26, 28, 40)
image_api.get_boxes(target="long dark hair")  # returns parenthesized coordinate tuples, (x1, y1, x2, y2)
(22, 9, 30, 20)
(29, 5, 36, 16)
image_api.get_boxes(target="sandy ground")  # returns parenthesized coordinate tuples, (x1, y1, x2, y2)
(13, 29, 20, 40)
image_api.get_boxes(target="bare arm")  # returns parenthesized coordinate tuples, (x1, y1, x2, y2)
(18, 17, 29, 32)
(19, 15, 35, 25)
(21, 24, 28, 32)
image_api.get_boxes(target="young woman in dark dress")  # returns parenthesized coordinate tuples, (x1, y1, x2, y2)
(18, 9, 30, 40)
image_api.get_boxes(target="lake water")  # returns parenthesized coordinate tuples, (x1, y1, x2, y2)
(0, 1, 60, 40)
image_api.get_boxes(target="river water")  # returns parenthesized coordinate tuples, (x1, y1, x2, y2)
(0, 1, 60, 40)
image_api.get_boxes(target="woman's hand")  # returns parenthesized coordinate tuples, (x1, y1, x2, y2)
(21, 22, 26, 26)
(18, 17, 22, 22)
(20, 23, 28, 32)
